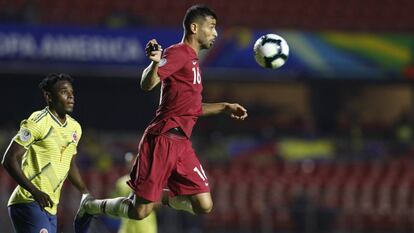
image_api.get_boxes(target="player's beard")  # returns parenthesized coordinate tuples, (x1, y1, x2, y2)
(201, 41, 213, 49)
(198, 36, 213, 49)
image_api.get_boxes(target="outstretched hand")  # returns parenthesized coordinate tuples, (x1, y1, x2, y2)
(225, 103, 248, 120)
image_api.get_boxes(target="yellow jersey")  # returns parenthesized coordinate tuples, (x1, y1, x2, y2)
(8, 107, 82, 215)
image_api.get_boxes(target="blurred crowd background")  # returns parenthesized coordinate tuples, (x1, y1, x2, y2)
(1, 0, 414, 233)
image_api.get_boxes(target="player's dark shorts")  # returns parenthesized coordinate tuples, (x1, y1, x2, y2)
(8, 202, 57, 233)
(128, 128, 210, 202)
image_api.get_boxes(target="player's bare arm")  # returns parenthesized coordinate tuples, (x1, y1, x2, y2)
(68, 155, 88, 194)
(141, 39, 163, 91)
(2, 140, 54, 209)
(202, 102, 248, 120)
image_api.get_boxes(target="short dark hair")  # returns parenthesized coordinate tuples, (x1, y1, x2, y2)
(183, 4, 217, 33)
(39, 73, 73, 93)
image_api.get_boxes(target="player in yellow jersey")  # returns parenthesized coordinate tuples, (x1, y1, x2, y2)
(2, 73, 89, 233)
(111, 153, 157, 233)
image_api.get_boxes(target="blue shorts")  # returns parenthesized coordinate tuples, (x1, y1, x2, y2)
(8, 202, 57, 233)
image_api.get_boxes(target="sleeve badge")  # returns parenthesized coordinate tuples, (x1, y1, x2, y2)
(19, 128, 32, 142)
(72, 131, 78, 143)
(159, 58, 167, 67)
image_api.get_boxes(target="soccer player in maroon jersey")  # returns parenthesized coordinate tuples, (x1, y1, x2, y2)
(74, 5, 247, 232)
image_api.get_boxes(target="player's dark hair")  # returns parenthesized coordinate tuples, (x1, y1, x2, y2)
(39, 73, 73, 93)
(183, 4, 217, 33)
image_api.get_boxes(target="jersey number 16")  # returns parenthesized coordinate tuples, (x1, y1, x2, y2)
(192, 67, 201, 84)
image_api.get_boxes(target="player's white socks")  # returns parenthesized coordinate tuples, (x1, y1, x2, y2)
(168, 196, 195, 215)
(85, 197, 131, 218)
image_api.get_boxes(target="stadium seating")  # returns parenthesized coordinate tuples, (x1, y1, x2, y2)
(1, 0, 413, 31)
(205, 157, 414, 232)
(2, 155, 414, 232)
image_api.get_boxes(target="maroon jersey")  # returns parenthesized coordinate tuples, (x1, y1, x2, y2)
(145, 43, 202, 138)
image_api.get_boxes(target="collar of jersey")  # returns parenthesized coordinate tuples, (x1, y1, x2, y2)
(181, 43, 198, 58)
(45, 107, 67, 127)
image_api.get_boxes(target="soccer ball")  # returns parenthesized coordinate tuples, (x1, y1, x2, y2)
(253, 34, 289, 69)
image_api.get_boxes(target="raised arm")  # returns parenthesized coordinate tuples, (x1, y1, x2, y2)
(202, 102, 248, 120)
(2, 140, 53, 209)
(140, 39, 163, 91)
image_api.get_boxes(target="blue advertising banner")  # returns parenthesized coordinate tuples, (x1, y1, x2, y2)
(0, 24, 412, 79)
(0, 24, 180, 65)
